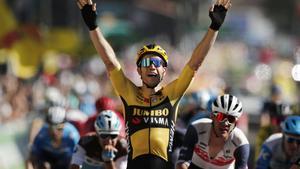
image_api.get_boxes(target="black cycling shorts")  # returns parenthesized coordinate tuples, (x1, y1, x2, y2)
(127, 154, 173, 169)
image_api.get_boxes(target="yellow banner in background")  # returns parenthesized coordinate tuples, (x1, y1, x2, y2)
(0, 49, 8, 63)
(0, 0, 17, 39)
(9, 37, 44, 79)
(44, 28, 80, 55)
(42, 50, 60, 75)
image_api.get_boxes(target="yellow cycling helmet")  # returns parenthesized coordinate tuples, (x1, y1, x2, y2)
(136, 44, 168, 67)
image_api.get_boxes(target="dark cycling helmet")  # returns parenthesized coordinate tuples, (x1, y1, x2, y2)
(281, 115, 300, 135)
(191, 89, 215, 111)
(271, 84, 282, 96)
(136, 44, 168, 67)
(212, 94, 243, 119)
(94, 110, 121, 135)
(95, 96, 116, 113)
(46, 106, 67, 125)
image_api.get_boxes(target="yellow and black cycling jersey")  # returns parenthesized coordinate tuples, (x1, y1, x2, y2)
(109, 64, 195, 163)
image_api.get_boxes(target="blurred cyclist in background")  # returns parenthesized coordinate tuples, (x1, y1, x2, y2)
(82, 96, 126, 138)
(70, 110, 128, 169)
(260, 84, 286, 129)
(256, 84, 292, 158)
(186, 89, 217, 125)
(28, 87, 68, 149)
(176, 94, 249, 169)
(256, 115, 300, 169)
(26, 106, 80, 169)
(77, 0, 231, 168)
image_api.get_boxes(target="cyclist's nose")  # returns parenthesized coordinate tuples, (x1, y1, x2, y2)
(149, 63, 156, 68)
(102, 138, 113, 145)
(108, 139, 114, 145)
(220, 118, 230, 125)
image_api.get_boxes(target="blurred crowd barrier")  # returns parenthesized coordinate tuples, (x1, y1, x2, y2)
(0, 117, 29, 169)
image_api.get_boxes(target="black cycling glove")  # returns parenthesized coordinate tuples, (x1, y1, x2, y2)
(209, 5, 227, 31)
(81, 4, 98, 30)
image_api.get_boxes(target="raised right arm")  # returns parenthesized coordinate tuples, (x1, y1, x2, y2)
(77, 0, 121, 72)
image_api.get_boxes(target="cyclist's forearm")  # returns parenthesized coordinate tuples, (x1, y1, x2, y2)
(89, 28, 121, 71)
(188, 29, 218, 71)
(104, 160, 116, 169)
(176, 162, 189, 169)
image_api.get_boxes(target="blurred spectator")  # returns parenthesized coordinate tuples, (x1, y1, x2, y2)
(0, 75, 31, 123)
(256, 84, 292, 158)
(260, 84, 285, 128)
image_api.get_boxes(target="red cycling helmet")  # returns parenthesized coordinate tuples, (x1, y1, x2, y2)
(95, 96, 116, 113)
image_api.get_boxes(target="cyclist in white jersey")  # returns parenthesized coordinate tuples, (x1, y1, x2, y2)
(256, 115, 300, 169)
(176, 94, 249, 169)
(70, 110, 128, 169)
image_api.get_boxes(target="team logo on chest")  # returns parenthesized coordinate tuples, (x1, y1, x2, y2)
(131, 108, 169, 126)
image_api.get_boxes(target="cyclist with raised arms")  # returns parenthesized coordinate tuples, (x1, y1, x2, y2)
(256, 115, 300, 169)
(70, 110, 128, 169)
(176, 94, 250, 169)
(26, 106, 80, 169)
(77, 0, 231, 168)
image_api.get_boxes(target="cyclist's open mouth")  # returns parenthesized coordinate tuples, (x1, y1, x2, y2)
(219, 127, 229, 133)
(147, 73, 158, 77)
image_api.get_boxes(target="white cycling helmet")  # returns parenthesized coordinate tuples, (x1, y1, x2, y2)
(46, 106, 67, 125)
(212, 94, 243, 119)
(94, 110, 121, 135)
(45, 87, 67, 108)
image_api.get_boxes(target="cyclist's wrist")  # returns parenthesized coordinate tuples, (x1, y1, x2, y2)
(209, 5, 227, 31)
(104, 159, 114, 163)
(101, 150, 116, 162)
(81, 4, 98, 30)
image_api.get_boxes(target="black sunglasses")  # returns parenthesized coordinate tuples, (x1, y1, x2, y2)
(139, 57, 164, 67)
(99, 134, 118, 139)
(285, 135, 300, 145)
(50, 124, 64, 131)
